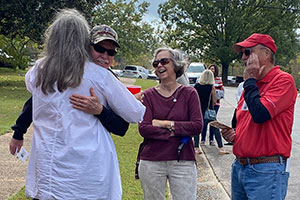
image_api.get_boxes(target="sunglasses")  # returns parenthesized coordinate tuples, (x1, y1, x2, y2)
(92, 44, 117, 56)
(240, 48, 252, 57)
(152, 58, 170, 68)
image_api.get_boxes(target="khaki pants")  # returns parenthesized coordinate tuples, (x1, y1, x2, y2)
(139, 160, 197, 200)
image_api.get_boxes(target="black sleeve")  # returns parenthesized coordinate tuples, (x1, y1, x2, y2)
(11, 96, 33, 140)
(231, 108, 237, 128)
(243, 78, 271, 123)
(94, 106, 129, 137)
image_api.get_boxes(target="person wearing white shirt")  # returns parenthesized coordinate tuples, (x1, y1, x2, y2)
(24, 9, 145, 200)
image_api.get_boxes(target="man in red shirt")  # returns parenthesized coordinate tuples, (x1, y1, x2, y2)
(221, 33, 297, 200)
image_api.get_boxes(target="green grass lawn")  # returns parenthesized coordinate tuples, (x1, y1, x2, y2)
(0, 68, 31, 135)
(2, 70, 158, 200)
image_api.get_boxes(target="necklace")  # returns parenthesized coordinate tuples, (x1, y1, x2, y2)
(156, 84, 181, 103)
(171, 85, 181, 103)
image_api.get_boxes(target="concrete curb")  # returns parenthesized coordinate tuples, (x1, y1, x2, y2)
(196, 146, 231, 200)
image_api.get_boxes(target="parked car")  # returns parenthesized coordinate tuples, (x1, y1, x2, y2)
(111, 69, 123, 77)
(147, 70, 159, 80)
(186, 62, 206, 86)
(227, 76, 236, 86)
(122, 65, 148, 79)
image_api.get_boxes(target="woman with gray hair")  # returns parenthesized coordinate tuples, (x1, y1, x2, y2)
(24, 9, 145, 199)
(138, 47, 203, 200)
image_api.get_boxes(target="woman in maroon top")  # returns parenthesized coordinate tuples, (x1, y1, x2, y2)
(138, 47, 203, 200)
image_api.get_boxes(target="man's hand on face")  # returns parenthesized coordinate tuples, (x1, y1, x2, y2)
(243, 53, 265, 81)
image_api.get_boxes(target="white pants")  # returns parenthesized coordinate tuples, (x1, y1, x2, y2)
(139, 160, 197, 200)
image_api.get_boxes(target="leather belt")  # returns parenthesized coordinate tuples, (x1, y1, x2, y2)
(236, 156, 287, 165)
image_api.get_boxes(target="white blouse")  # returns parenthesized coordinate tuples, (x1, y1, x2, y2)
(25, 60, 145, 200)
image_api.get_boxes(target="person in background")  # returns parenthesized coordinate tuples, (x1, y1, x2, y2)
(194, 70, 229, 155)
(206, 64, 226, 148)
(225, 81, 244, 146)
(9, 24, 131, 155)
(230, 81, 244, 130)
(221, 33, 297, 200)
(18, 9, 145, 199)
(138, 47, 203, 200)
(176, 53, 190, 86)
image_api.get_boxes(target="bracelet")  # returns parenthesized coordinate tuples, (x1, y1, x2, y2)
(169, 121, 174, 132)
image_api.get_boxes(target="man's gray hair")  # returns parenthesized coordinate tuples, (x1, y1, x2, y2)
(36, 8, 91, 94)
(257, 44, 275, 64)
(153, 47, 187, 78)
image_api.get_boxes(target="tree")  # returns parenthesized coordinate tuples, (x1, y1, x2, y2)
(0, 0, 99, 43)
(0, 0, 99, 69)
(92, 0, 159, 68)
(158, 0, 300, 83)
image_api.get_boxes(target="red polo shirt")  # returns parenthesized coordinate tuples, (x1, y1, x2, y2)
(234, 66, 297, 158)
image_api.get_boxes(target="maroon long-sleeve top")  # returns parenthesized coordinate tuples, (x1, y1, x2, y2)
(138, 85, 203, 161)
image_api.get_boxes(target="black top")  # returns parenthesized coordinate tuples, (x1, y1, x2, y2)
(243, 78, 271, 123)
(194, 83, 214, 115)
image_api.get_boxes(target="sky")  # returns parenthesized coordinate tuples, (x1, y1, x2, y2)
(140, 0, 167, 24)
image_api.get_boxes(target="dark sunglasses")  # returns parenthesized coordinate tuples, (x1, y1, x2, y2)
(240, 48, 251, 57)
(152, 58, 170, 68)
(92, 44, 117, 56)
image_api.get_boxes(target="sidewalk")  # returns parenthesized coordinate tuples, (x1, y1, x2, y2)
(0, 130, 32, 200)
(196, 145, 232, 200)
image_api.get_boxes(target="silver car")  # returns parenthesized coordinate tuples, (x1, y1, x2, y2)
(122, 65, 148, 79)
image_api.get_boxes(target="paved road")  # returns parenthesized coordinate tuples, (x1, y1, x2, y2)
(204, 86, 300, 200)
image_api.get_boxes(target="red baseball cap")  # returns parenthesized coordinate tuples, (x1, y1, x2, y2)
(233, 33, 277, 54)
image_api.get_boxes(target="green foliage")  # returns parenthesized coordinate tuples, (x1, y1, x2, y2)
(0, 0, 98, 43)
(158, 0, 300, 83)
(286, 53, 300, 89)
(93, 0, 159, 69)
(0, 35, 37, 70)
(0, 0, 99, 69)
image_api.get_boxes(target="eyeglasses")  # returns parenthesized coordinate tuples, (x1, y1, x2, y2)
(92, 44, 117, 56)
(240, 48, 251, 57)
(152, 58, 170, 68)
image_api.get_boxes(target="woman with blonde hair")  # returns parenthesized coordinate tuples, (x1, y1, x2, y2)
(24, 9, 145, 199)
(194, 70, 229, 155)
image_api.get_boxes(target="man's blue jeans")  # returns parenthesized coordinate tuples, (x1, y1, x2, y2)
(231, 158, 289, 200)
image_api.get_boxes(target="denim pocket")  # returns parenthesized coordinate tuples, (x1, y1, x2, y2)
(246, 163, 289, 200)
(249, 162, 283, 174)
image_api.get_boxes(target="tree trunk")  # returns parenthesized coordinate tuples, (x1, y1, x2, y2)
(221, 61, 229, 85)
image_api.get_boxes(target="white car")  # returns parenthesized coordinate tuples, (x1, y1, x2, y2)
(147, 70, 159, 80)
(187, 62, 206, 86)
(122, 65, 148, 79)
(227, 76, 236, 86)
(111, 69, 123, 77)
